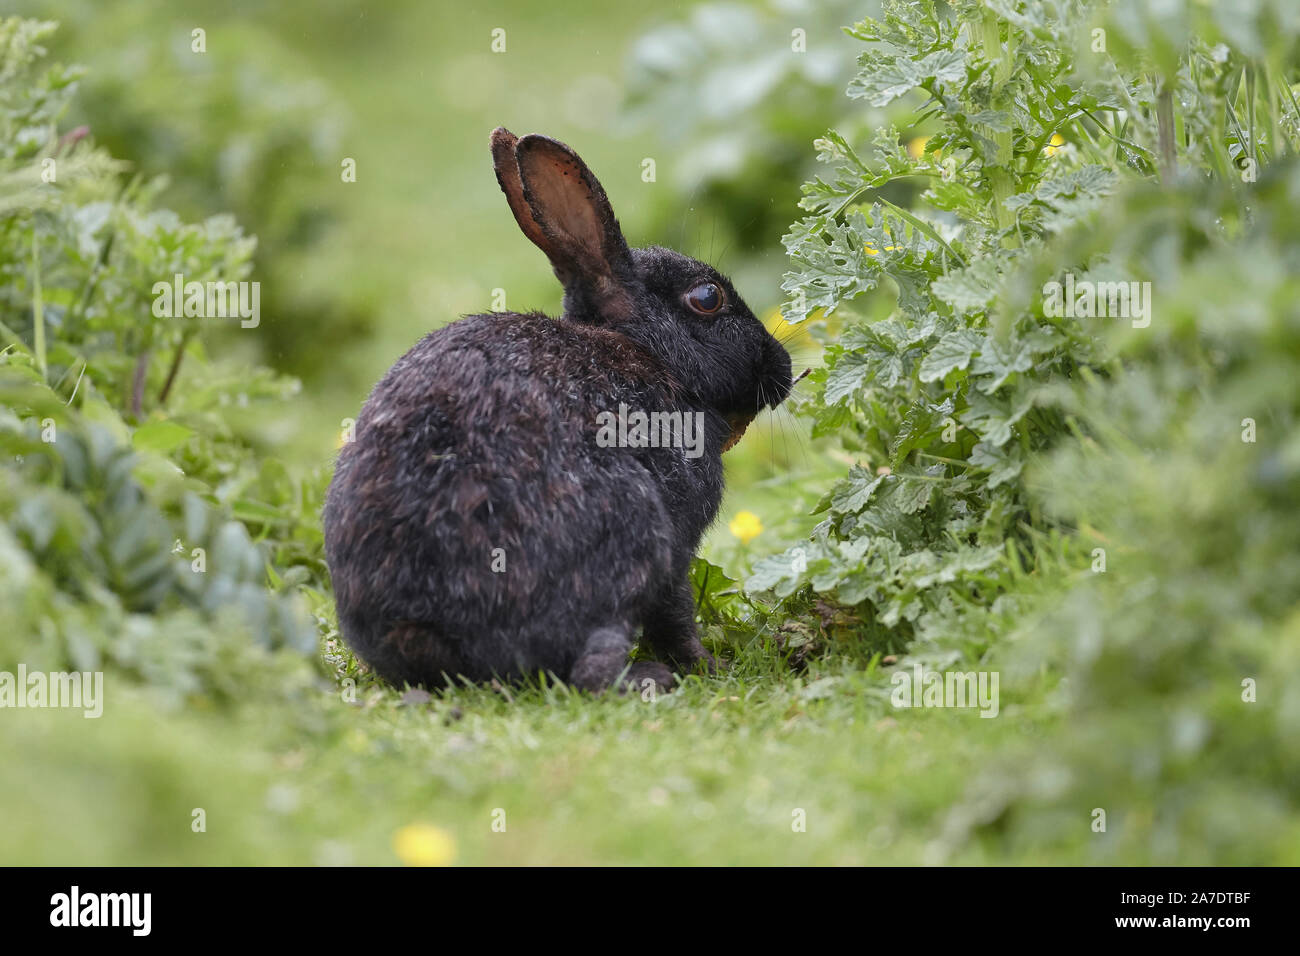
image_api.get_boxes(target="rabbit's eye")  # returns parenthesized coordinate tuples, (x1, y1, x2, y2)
(685, 281, 725, 315)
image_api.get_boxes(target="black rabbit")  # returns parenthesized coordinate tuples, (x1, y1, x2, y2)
(323, 128, 792, 693)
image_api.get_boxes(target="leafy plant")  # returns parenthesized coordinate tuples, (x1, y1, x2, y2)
(757, 0, 1300, 861)
(21, 0, 358, 385)
(753, 0, 1300, 656)
(0, 18, 325, 706)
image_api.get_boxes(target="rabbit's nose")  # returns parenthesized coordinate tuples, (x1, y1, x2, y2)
(761, 337, 794, 407)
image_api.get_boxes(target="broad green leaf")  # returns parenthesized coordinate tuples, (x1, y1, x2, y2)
(919, 329, 984, 382)
(132, 419, 195, 454)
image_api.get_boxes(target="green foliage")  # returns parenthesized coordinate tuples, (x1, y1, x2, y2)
(623, 0, 872, 251)
(0, 19, 324, 707)
(756, 0, 1298, 640)
(758, 0, 1300, 861)
(756, 0, 1113, 645)
(952, 165, 1300, 863)
(21, 0, 354, 385)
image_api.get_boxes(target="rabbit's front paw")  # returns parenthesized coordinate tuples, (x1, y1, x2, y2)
(667, 638, 721, 676)
(620, 662, 677, 697)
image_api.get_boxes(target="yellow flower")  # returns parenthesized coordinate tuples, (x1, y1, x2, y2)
(392, 823, 457, 867)
(864, 243, 899, 256)
(729, 510, 763, 544)
(1044, 133, 1066, 157)
(906, 135, 930, 159)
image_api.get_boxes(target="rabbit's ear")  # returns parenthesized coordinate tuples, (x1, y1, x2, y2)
(491, 128, 551, 253)
(496, 131, 634, 321)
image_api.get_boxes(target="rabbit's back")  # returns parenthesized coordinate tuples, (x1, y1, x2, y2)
(323, 311, 709, 685)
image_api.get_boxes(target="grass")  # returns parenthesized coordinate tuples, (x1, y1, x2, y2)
(5, 631, 1073, 865)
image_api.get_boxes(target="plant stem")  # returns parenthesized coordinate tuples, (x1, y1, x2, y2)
(875, 195, 967, 267)
(31, 231, 46, 380)
(980, 11, 1018, 239)
(1156, 79, 1177, 180)
(131, 350, 150, 420)
(158, 334, 191, 405)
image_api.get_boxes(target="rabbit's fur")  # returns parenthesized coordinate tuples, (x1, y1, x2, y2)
(323, 129, 791, 693)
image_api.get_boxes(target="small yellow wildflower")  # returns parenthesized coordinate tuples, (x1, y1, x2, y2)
(906, 135, 930, 159)
(864, 243, 899, 256)
(392, 823, 457, 867)
(1044, 133, 1066, 157)
(729, 510, 763, 544)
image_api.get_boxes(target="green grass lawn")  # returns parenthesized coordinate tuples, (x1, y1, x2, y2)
(5, 631, 1071, 865)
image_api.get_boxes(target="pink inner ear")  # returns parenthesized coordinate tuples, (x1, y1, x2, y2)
(510, 134, 636, 323)
(518, 150, 608, 267)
